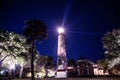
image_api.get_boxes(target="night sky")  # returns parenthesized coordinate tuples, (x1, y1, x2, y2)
(0, 0, 120, 63)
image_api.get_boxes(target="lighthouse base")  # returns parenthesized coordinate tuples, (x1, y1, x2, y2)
(55, 70, 67, 78)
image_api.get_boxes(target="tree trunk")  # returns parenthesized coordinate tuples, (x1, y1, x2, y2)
(8, 69, 12, 80)
(19, 65, 23, 78)
(31, 40, 35, 80)
(45, 68, 48, 78)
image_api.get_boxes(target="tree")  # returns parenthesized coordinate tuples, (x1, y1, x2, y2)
(24, 19, 47, 80)
(101, 29, 120, 75)
(35, 55, 53, 77)
(0, 29, 30, 66)
(67, 59, 76, 67)
(0, 29, 31, 78)
(97, 59, 107, 73)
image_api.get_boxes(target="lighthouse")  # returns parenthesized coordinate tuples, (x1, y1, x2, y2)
(56, 27, 67, 78)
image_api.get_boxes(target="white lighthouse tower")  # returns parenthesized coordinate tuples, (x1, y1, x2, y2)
(56, 27, 67, 78)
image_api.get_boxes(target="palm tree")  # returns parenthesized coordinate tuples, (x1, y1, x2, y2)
(24, 19, 47, 80)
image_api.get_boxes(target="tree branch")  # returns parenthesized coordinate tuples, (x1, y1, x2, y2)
(0, 54, 12, 65)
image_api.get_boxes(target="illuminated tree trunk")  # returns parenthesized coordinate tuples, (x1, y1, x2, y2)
(19, 65, 23, 78)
